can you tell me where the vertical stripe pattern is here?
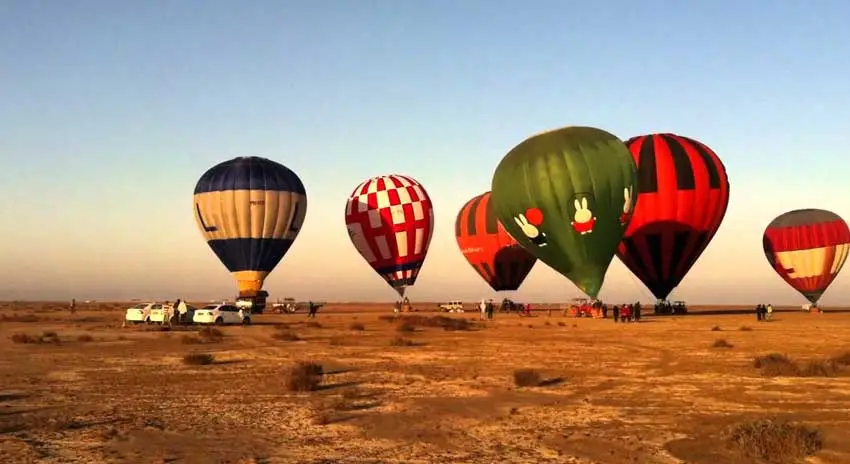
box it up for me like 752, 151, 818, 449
762, 209, 850, 304
616, 134, 729, 300
455, 192, 537, 291
193, 156, 307, 295
344, 174, 434, 295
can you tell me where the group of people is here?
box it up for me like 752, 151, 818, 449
478, 298, 532, 319
566, 300, 642, 323
610, 302, 642, 322
162, 299, 189, 324
393, 297, 412, 313
755, 303, 774, 321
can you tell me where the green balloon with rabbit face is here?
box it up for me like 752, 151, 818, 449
490, 126, 638, 298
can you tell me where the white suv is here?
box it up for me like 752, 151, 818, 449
193, 304, 251, 325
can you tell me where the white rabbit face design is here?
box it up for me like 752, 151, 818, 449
570, 197, 597, 235
619, 186, 634, 226
513, 207, 547, 247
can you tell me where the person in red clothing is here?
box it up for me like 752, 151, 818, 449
525, 303, 533, 317
620, 304, 631, 323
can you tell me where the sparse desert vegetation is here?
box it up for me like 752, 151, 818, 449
1, 301, 850, 463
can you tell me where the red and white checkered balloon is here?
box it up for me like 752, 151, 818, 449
344, 174, 434, 296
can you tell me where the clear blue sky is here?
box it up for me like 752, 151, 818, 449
1, 0, 849, 304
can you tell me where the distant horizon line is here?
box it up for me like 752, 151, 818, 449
0, 299, 830, 309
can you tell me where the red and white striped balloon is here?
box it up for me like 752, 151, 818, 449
344, 174, 434, 296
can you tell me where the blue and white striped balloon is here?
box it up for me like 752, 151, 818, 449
193, 156, 307, 296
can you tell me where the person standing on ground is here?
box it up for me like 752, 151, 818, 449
602, 304, 608, 319
634, 302, 641, 321
70, 298, 76, 315
612, 305, 620, 323
755, 304, 763, 321
766, 303, 773, 321
172, 299, 182, 325
487, 300, 495, 320
177, 299, 188, 324
307, 301, 317, 318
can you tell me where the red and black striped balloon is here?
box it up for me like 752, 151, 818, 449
616, 133, 730, 300
763, 209, 850, 304
455, 192, 537, 292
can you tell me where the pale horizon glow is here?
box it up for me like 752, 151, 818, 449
1, 1, 849, 305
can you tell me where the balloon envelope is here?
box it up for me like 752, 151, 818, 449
344, 175, 434, 296
616, 133, 730, 300
491, 126, 637, 298
193, 156, 307, 296
763, 209, 850, 304
455, 191, 537, 291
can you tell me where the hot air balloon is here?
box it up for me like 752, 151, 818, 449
193, 156, 306, 298
763, 209, 850, 305
344, 175, 434, 296
616, 133, 730, 301
455, 192, 537, 291
491, 126, 637, 298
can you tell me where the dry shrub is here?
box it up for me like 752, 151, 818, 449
42, 330, 57, 338
273, 330, 302, 341
312, 410, 332, 425
181, 335, 201, 344
182, 353, 215, 365
557, 321, 566, 327
77, 334, 94, 342
711, 325, 722, 331
513, 369, 542, 387
754, 354, 800, 376
726, 419, 822, 462
197, 326, 223, 343
389, 336, 415, 347
713, 339, 733, 348
740, 326, 753, 331
396, 322, 416, 333
10, 333, 40, 344
400, 315, 474, 331
304, 321, 322, 328
0, 314, 41, 323
349, 322, 365, 331
799, 360, 843, 377
285, 361, 323, 392
829, 352, 850, 366
755, 353, 849, 377
378, 315, 396, 323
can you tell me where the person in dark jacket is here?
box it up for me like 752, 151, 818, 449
612, 305, 620, 323
307, 301, 318, 318
634, 302, 641, 321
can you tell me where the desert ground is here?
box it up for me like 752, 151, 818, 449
1, 301, 850, 464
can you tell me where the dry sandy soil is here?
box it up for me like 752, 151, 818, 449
1, 301, 850, 464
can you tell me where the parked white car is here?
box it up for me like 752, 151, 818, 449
193, 304, 251, 325
125, 302, 159, 324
